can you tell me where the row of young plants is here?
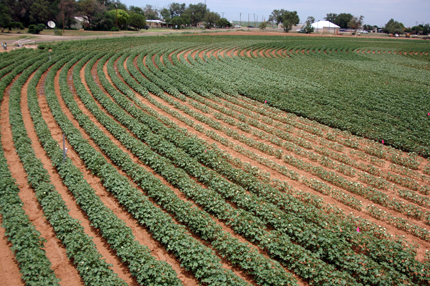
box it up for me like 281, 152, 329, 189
111, 48, 429, 285
57, 53, 250, 286
366, 205, 430, 242
95, 52, 395, 285
389, 163, 430, 185
7, 53, 128, 286
37, 53, 184, 286
0, 53, 61, 285
130, 46, 430, 284
98, 52, 358, 286
284, 154, 429, 222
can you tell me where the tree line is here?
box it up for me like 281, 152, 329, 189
0, 0, 232, 33
0, 0, 428, 34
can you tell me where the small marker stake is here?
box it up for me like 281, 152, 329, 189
205, 150, 207, 153
357, 227, 360, 232
427, 112, 430, 116
382, 140, 384, 144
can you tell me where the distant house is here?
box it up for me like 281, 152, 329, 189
311, 21, 340, 34
196, 21, 205, 28
146, 20, 166, 28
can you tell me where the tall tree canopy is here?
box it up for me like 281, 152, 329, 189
269, 9, 299, 32
324, 12, 353, 28
384, 18, 405, 34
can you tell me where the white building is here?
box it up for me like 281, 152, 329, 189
311, 21, 340, 34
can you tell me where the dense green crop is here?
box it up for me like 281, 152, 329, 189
2, 34, 430, 285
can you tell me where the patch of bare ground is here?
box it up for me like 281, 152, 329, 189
190, 50, 198, 61
1, 72, 83, 285
168, 50, 174, 65
0, 215, 24, 286
183, 49, 193, 64
151, 53, 159, 69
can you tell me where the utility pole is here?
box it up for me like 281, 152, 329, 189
62, 0, 64, 34
248, 13, 249, 27
253, 14, 255, 27
115, 2, 118, 29
222, 12, 224, 18
240, 12, 242, 26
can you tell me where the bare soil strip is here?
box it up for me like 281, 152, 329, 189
0, 215, 24, 286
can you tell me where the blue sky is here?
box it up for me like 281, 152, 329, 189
124, 0, 429, 27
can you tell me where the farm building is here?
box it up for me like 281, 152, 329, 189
146, 20, 167, 28
311, 20, 340, 34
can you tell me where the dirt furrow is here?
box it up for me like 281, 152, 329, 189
0, 215, 24, 286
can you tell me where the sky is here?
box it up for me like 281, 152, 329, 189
123, 0, 429, 28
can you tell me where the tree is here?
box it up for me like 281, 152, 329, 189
183, 3, 206, 26
160, 8, 170, 20
306, 16, 315, 24
303, 16, 315, 34
0, 2, 12, 32
30, 0, 50, 24
28, 23, 45, 34
348, 15, 364, 35
217, 18, 231, 28
203, 11, 220, 29
324, 12, 353, 28
106, 9, 129, 28
129, 6, 144, 16
269, 9, 286, 24
324, 13, 337, 23
128, 13, 145, 30
281, 11, 299, 32
77, 0, 106, 27
57, 0, 77, 29
258, 21, 267, 30
384, 18, 404, 34
143, 4, 159, 20
336, 13, 353, 28
169, 2, 186, 18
